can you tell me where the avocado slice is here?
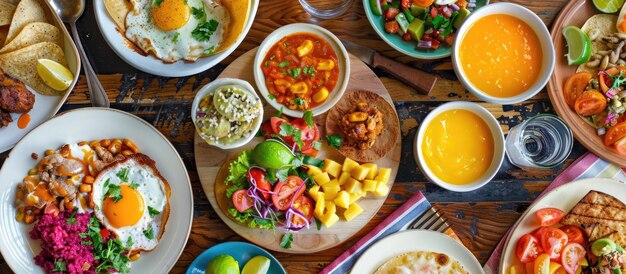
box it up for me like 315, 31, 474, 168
453, 8, 471, 29
407, 18, 425, 41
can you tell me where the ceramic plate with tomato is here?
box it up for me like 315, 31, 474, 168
500, 178, 626, 272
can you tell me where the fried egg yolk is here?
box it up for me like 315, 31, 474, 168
103, 184, 145, 228
151, 0, 190, 31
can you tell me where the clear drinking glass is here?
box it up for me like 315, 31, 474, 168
505, 114, 573, 170
298, 0, 354, 19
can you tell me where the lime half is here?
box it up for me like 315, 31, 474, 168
251, 140, 295, 169
242, 255, 271, 274
593, 0, 626, 13
562, 26, 592, 65
205, 254, 239, 274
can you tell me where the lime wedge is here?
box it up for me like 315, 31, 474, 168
562, 26, 592, 65
36, 59, 73, 91
242, 255, 271, 274
593, 0, 626, 13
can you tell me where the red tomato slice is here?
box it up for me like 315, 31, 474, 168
302, 147, 319, 157
232, 189, 254, 213
291, 119, 319, 142
574, 90, 607, 116
539, 228, 569, 261
560, 225, 585, 244
534, 253, 551, 274
100, 228, 111, 239
605, 121, 626, 146
272, 176, 305, 211
615, 136, 626, 156
291, 196, 313, 227
536, 208, 565, 227
261, 122, 273, 138
563, 72, 592, 107
270, 117, 289, 135
516, 234, 543, 263
561, 243, 586, 274
247, 168, 272, 200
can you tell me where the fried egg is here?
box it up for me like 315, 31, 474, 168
125, 0, 230, 62
91, 154, 171, 251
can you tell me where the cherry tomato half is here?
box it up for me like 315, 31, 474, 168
534, 253, 551, 274
564, 72, 592, 108
615, 136, 626, 156
605, 121, 626, 146
270, 116, 289, 135
247, 167, 272, 200
536, 208, 565, 227
561, 243, 586, 274
291, 196, 313, 227
574, 90, 607, 116
539, 227, 569, 261
600, 66, 626, 92
232, 189, 254, 213
516, 234, 543, 263
560, 225, 585, 245
272, 176, 305, 211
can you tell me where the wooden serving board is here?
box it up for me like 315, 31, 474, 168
194, 48, 402, 253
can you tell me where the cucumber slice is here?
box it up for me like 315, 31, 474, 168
395, 13, 410, 34
370, 0, 383, 16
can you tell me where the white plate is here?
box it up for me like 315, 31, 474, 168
0, 0, 81, 153
0, 108, 193, 273
93, 0, 258, 77
500, 178, 626, 270
352, 230, 485, 273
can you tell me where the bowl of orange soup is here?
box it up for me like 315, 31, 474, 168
451, 3, 555, 105
415, 102, 505, 192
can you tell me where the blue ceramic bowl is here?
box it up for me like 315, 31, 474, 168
362, 0, 489, 59
186, 242, 286, 274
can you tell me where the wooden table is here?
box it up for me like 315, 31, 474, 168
0, 0, 578, 273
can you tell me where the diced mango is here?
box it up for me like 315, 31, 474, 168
308, 185, 320, 198
323, 159, 342, 178
306, 165, 323, 177
334, 191, 351, 209
372, 181, 390, 196
342, 158, 359, 172
322, 180, 340, 197
313, 172, 331, 186
349, 193, 363, 204
338, 172, 352, 186
324, 190, 338, 201
314, 198, 325, 218
320, 211, 339, 228
351, 165, 371, 181
313, 192, 324, 202
325, 201, 336, 215
344, 203, 364, 221
375, 168, 392, 183
344, 179, 363, 196
361, 163, 378, 180
297, 40, 314, 57
363, 180, 377, 192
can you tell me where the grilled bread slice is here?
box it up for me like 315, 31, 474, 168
560, 191, 626, 247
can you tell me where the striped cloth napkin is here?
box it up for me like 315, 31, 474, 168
483, 152, 626, 274
321, 191, 461, 274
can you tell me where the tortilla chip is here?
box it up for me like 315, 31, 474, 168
213, 0, 251, 55
104, 0, 131, 31
5, 0, 47, 45
0, 1, 16, 27
0, 22, 61, 54
326, 90, 400, 162
0, 42, 67, 96
578, 14, 618, 73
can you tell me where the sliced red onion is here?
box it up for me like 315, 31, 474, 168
450, 3, 460, 11
196, 111, 207, 118
607, 88, 618, 99
418, 40, 432, 48
607, 113, 617, 125
598, 127, 607, 136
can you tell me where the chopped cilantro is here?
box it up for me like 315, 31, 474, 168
191, 7, 206, 20
53, 260, 67, 272
79, 232, 88, 239
105, 184, 123, 203
66, 209, 77, 225
153, 0, 164, 6
316, 219, 322, 231
172, 32, 180, 43
326, 135, 343, 149
205, 46, 215, 55
144, 228, 154, 240
278, 61, 290, 68
192, 19, 219, 42
129, 181, 139, 189
148, 206, 160, 217
275, 107, 284, 117
268, 94, 276, 100
280, 233, 293, 249
288, 68, 301, 78
116, 168, 129, 182
88, 216, 130, 273
275, 168, 290, 182
303, 110, 314, 126
279, 123, 304, 149
126, 236, 133, 249
294, 97, 304, 106
312, 141, 322, 150
264, 61, 269, 67
249, 218, 275, 229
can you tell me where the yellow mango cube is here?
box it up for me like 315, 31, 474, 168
373, 181, 390, 196
342, 158, 359, 172
322, 180, 340, 198
351, 165, 371, 181
305, 165, 323, 177
361, 163, 378, 180
320, 211, 339, 228
323, 159, 343, 178
349, 193, 363, 204
313, 172, 331, 186
334, 191, 351, 209
325, 201, 337, 215
344, 203, 364, 221
308, 185, 320, 198
313, 192, 324, 202
324, 190, 338, 201
338, 172, 352, 186
363, 180, 377, 192
375, 168, 392, 183
344, 179, 363, 195
314, 198, 325, 218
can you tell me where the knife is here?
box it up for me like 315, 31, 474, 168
341, 40, 437, 95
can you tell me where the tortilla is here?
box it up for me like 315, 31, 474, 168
326, 90, 400, 163
0, 22, 61, 54
578, 14, 618, 73
0, 42, 67, 96
375, 251, 469, 274
5, 0, 47, 45
213, 0, 252, 55
104, 0, 131, 31
0, 1, 16, 26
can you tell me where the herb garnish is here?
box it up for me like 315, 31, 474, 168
192, 19, 219, 42
303, 110, 314, 126
129, 181, 139, 189
154, 0, 164, 6
326, 135, 343, 149
280, 233, 293, 249
278, 61, 290, 68
66, 209, 77, 225
191, 7, 206, 20
106, 183, 123, 203
172, 32, 180, 43
116, 168, 129, 182
144, 228, 154, 240
53, 260, 67, 272
148, 206, 160, 217
88, 216, 130, 273
294, 97, 304, 106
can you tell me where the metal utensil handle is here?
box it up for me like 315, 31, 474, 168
70, 23, 110, 108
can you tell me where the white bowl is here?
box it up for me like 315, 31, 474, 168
93, 0, 259, 77
414, 102, 505, 192
451, 2, 555, 105
191, 78, 263, 149
253, 23, 350, 118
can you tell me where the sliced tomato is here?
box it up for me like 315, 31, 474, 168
261, 122, 273, 138
100, 228, 111, 239
291, 119, 319, 142
272, 176, 305, 211
232, 189, 254, 213
525, 262, 534, 274
536, 208, 565, 227
539, 228, 569, 261
516, 234, 543, 263
291, 196, 313, 227
413, 0, 434, 7
605, 121, 626, 146
44, 203, 60, 217
247, 167, 272, 200
560, 225, 584, 244
534, 254, 551, 274
573, 90, 607, 116
384, 7, 400, 20
615, 136, 626, 156
270, 116, 289, 135
563, 72, 592, 108
601, 66, 626, 92
561, 243, 586, 274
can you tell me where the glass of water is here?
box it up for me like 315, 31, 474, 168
298, 0, 354, 19
505, 114, 573, 170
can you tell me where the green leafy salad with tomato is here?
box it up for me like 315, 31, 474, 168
224, 111, 324, 248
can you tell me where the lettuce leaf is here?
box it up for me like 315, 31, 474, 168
228, 207, 251, 223
225, 150, 252, 198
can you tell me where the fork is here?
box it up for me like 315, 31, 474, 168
408, 207, 450, 233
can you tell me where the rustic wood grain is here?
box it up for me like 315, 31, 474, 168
0, 0, 582, 273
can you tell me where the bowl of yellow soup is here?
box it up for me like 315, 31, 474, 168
451, 3, 555, 105
414, 102, 505, 192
